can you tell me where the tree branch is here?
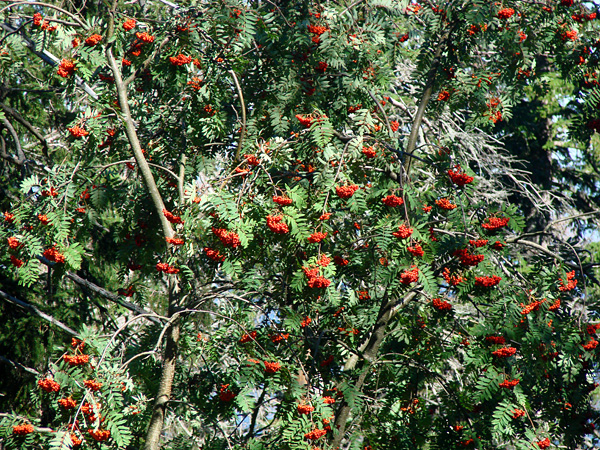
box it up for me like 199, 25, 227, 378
1, 103, 48, 157
0, 289, 78, 336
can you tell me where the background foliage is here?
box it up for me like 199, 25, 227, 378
1, 0, 600, 449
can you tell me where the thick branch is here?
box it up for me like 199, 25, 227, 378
1, 116, 25, 161
1, 103, 48, 157
65, 270, 162, 324
105, 47, 174, 239
0, 354, 40, 376
0, 289, 78, 336
332, 291, 416, 447
144, 312, 180, 450
403, 35, 447, 177
230, 69, 247, 162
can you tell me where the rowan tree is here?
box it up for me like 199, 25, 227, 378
1, 1, 600, 450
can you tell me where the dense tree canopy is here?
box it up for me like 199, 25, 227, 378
1, 1, 600, 449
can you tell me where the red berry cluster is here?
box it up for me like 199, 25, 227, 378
212, 227, 241, 248
537, 438, 551, 449
41, 187, 59, 197
166, 236, 184, 245
442, 267, 464, 286
558, 270, 577, 292
43, 246, 65, 263
239, 331, 257, 343
7, 237, 21, 249
135, 31, 155, 43
499, 378, 519, 389
244, 154, 260, 166
169, 54, 192, 65
469, 239, 488, 248
68, 125, 88, 138
432, 298, 452, 311
492, 346, 517, 358
362, 146, 376, 158
400, 265, 419, 285
304, 428, 327, 440
333, 255, 349, 266
38, 214, 50, 225
453, 248, 484, 267
270, 332, 289, 343
84, 379, 102, 391
512, 409, 525, 419
38, 378, 61, 393
475, 275, 501, 287
266, 215, 289, 234
485, 335, 506, 345
204, 247, 225, 261
491, 240, 504, 250
308, 231, 327, 243
85, 34, 102, 46
163, 209, 184, 224
382, 195, 404, 207
407, 244, 424, 257
10, 255, 24, 267
336, 185, 359, 199
58, 397, 77, 409
435, 198, 457, 210
393, 224, 413, 239
315, 61, 328, 72
297, 404, 315, 414
520, 298, 545, 314
308, 276, 331, 288
12, 424, 34, 435
273, 195, 293, 206
264, 361, 281, 374
63, 354, 89, 366
88, 429, 110, 442
123, 18, 136, 30
57, 59, 76, 78
219, 384, 236, 402
307, 24, 329, 43
295, 114, 314, 127
498, 7, 515, 19
156, 262, 179, 274
481, 216, 509, 231
583, 339, 598, 350
438, 90, 450, 101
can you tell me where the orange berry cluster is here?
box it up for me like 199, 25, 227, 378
558, 270, 577, 292
481, 216, 509, 231
264, 361, 281, 374
169, 54, 192, 65
266, 215, 289, 234
475, 275, 501, 287
335, 185, 359, 199
307, 232, 327, 243
400, 265, 419, 285
38, 378, 60, 393
163, 209, 184, 224
499, 378, 519, 389
156, 262, 179, 274
432, 298, 452, 311
212, 227, 241, 248
273, 195, 293, 206
204, 247, 225, 261
68, 125, 88, 138
393, 224, 413, 239
453, 248, 484, 267
85, 34, 102, 46
382, 195, 404, 207
491, 346, 517, 358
